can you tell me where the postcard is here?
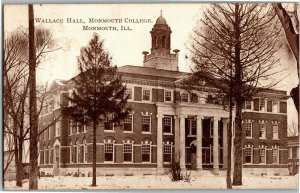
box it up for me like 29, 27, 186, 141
3, 3, 299, 190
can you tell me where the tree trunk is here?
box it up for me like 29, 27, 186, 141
92, 121, 97, 186
226, 96, 233, 189
232, 3, 243, 186
16, 138, 24, 187
28, 4, 38, 190
14, 137, 22, 187
232, 99, 243, 186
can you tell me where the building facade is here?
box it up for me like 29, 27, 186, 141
38, 14, 289, 176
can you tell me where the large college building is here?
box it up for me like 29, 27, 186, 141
39, 14, 289, 176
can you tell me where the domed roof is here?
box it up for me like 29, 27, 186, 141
156, 15, 167, 25
155, 11, 167, 25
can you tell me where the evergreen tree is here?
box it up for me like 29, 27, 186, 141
68, 33, 130, 186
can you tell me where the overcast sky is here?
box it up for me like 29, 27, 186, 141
4, 4, 298, 130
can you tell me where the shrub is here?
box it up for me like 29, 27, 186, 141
168, 160, 183, 181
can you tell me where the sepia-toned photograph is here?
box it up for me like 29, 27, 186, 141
3, 3, 299, 190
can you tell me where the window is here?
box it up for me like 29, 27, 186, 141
71, 141, 77, 163
259, 98, 266, 111
77, 121, 83, 133
55, 120, 60, 137
272, 124, 279, 139
206, 94, 214, 104
45, 146, 49, 164
181, 92, 189, 102
79, 144, 84, 163
104, 116, 114, 131
104, 143, 114, 162
124, 114, 133, 132
163, 144, 172, 163
245, 101, 252, 110
142, 115, 151, 133
245, 147, 252, 164
123, 143, 133, 162
70, 119, 76, 135
125, 88, 132, 100
164, 90, 172, 102
272, 149, 279, 164
259, 148, 266, 164
259, 123, 266, 139
69, 141, 72, 163
296, 147, 299, 158
163, 116, 172, 134
50, 147, 53, 164
40, 147, 44, 165
142, 89, 150, 101
187, 118, 197, 136
288, 147, 292, 159
245, 121, 252, 138
84, 140, 88, 163
142, 144, 151, 163
272, 101, 279, 113
190, 93, 198, 103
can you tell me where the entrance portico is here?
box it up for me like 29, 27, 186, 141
156, 102, 230, 172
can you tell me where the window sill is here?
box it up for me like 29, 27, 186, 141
163, 133, 173, 136
187, 135, 196, 137
272, 138, 280, 140
246, 137, 253, 139
104, 161, 114, 163
123, 161, 133, 163
142, 132, 152, 134
104, 130, 115, 133
259, 138, 267, 140
142, 161, 151, 164
123, 131, 134, 133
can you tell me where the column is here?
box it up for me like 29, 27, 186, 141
174, 116, 180, 163
156, 114, 163, 169
179, 115, 186, 170
213, 117, 220, 171
196, 116, 203, 170
222, 119, 228, 169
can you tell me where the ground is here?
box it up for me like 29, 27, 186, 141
4, 172, 299, 190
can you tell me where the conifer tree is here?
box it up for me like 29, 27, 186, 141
68, 33, 130, 186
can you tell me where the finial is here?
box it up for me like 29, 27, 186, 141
160, 10, 162, 16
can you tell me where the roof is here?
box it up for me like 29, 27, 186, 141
118, 65, 188, 80
156, 15, 167, 25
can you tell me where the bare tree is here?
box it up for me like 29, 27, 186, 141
272, 3, 299, 117
190, 3, 282, 186
3, 17, 58, 189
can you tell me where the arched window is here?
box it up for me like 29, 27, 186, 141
154, 36, 158, 48
141, 139, 152, 163
83, 138, 88, 163
104, 138, 115, 163
162, 35, 166, 48
75, 139, 79, 164
272, 144, 280, 164
244, 143, 253, 164
40, 145, 45, 165
259, 144, 266, 164
123, 138, 134, 163
78, 138, 85, 163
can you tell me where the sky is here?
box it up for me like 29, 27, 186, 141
4, 3, 298, 132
